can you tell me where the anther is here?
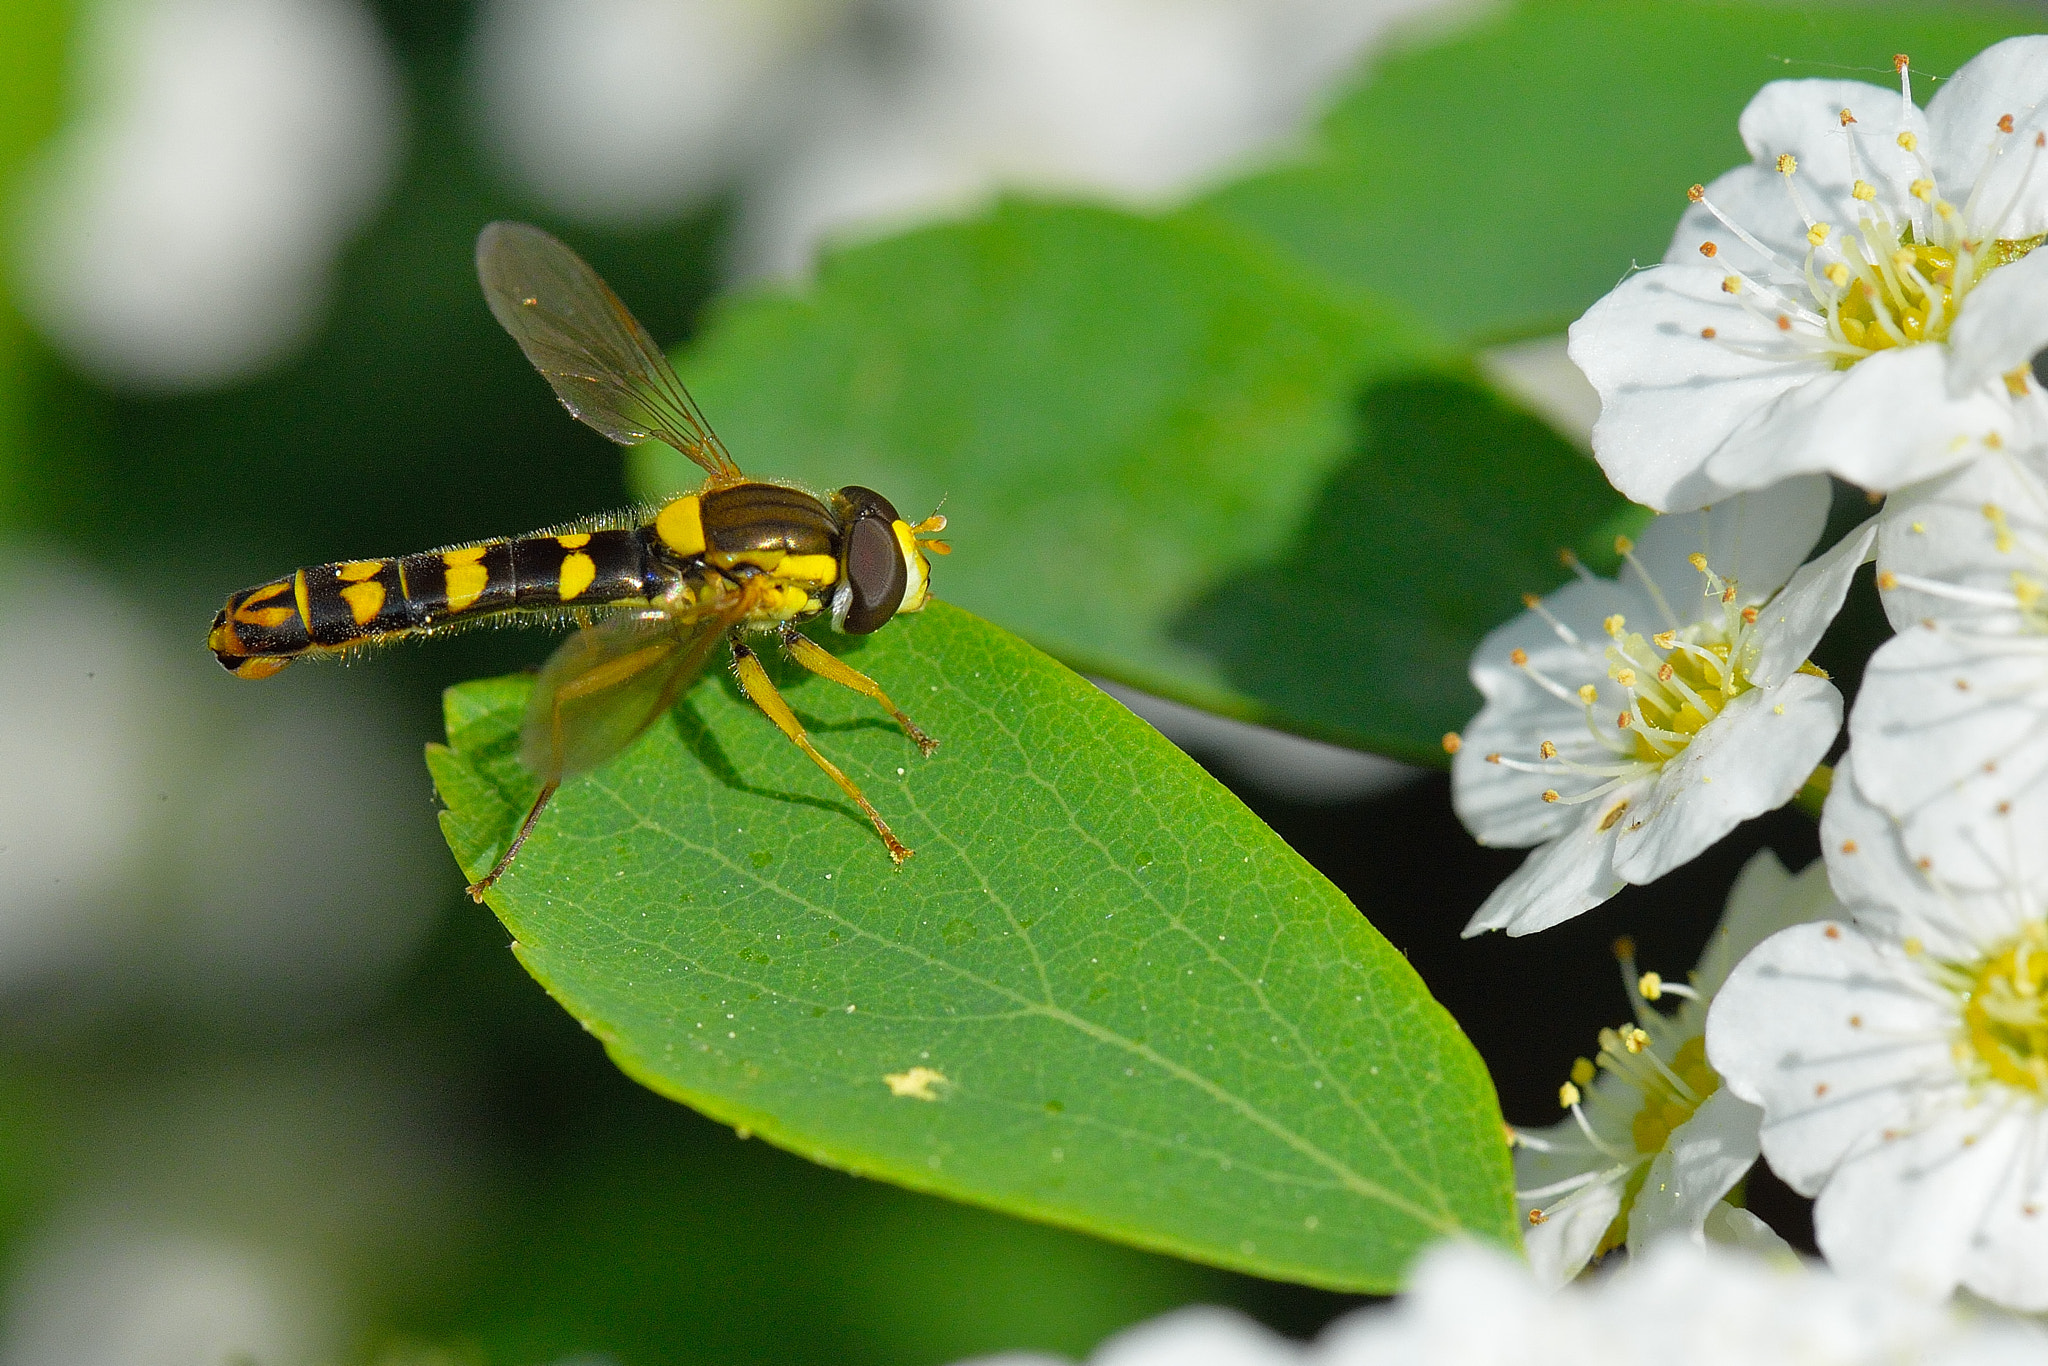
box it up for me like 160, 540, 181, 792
1876, 571, 1897, 590
1615, 669, 1637, 688
1486, 752, 1502, 764
1639, 971, 1664, 1000
1909, 179, 1933, 202
1699, 241, 1718, 257
1807, 222, 1830, 246
1853, 180, 1877, 202
1840, 108, 1856, 127
1776, 153, 1797, 176
1700, 326, 1717, 339
1578, 684, 1598, 705
1510, 648, 1529, 666
1687, 183, 1705, 203
1687, 553, 1708, 572
1603, 614, 1626, 636
1657, 663, 1674, 683
1571, 1057, 1596, 1087
1825, 262, 1850, 287
1741, 606, 1759, 624
1722, 275, 1743, 294
1521, 592, 1540, 608
1539, 740, 1558, 760
2000, 114, 2016, 134
1777, 314, 1791, 330
1653, 631, 1677, 649
1616, 711, 1634, 729
1614, 534, 1633, 555
1558, 1081, 1581, 1108
1441, 732, 1462, 755
1899, 133, 1920, 153
1542, 789, 1562, 803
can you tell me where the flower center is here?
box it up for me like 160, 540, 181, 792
1961, 929, 2048, 1091
1687, 67, 2048, 378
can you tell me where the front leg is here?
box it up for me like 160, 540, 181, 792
777, 627, 937, 756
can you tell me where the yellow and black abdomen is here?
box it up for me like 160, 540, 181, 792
210, 528, 660, 677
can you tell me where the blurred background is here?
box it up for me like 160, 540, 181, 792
0, 0, 1840, 1361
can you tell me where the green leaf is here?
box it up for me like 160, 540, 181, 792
429, 602, 1515, 1291
1202, 0, 2048, 345
632, 198, 1451, 725
1175, 374, 1646, 763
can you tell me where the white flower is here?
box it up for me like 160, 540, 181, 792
1569, 39, 2048, 513
980, 1239, 2048, 1366
1511, 849, 1830, 1289
1849, 451, 2048, 893
1708, 761, 2048, 1309
1453, 478, 1862, 936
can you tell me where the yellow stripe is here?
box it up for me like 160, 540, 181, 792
557, 551, 597, 601
337, 559, 384, 582
293, 569, 313, 628
776, 553, 839, 585
443, 546, 490, 613
340, 580, 386, 625
557, 532, 591, 549
655, 495, 705, 557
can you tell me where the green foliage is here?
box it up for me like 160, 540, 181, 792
430, 603, 1515, 1292
635, 200, 1447, 722
0, 0, 73, 524
1176, 374, 1646, 763
1203, 0, 2048, 344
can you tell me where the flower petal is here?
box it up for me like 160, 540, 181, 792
1823, 753, 2018, 959
1626, 1088, 1764, 1256
1947, 247, 2048, 396
1743, 514, 1878, 689
1090, 1307, 1300, 1366
1811, 1105, 2036, 1304
1525, 1167, 1624, 1293
1692, 848, 1839, 998
1626, 477, 1832, 622
1461, 785, 1644, 937
1704, 343, 2014, 495
1955, 1114, 2048, 1312
1700, 1201, 1795, 1260
1665, 78, 1918, 268
1875, 454, 2048, 634
1926, 35, 2048, 240
1610, 673, 1840, 886
1569, 263, 1820, 512
1847, 623, 2048, 893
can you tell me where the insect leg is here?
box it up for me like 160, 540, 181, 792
466, 780, 560, 902
777, 628, 938, 755
731, 637, 912, 864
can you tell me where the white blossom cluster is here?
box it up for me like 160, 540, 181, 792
1447, 36, 2048, 1313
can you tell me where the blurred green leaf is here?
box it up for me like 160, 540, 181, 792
633, 198, 1450, 723
1177, 374, 1646, 764
1201, 0, 2046, 345
429, 603, 1514, 1292
0, 0, 73, 523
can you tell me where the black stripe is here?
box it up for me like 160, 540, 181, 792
220, 577, 310, 656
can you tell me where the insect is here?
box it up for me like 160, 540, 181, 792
208, 221, 948, 899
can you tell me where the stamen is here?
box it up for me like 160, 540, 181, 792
1688, 184, 1809, 278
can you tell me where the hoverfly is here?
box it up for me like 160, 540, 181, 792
208, 222, 948, 898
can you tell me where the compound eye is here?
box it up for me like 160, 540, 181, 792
840, 514, 907, 634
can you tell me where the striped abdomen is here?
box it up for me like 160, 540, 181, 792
210, 528, 661, 677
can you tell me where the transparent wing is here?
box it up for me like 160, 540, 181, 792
519, 604, 741, 782
477, 220, 742, 481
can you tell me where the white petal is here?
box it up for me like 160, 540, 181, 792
1692, 848, 1839, 998
1810, 1105, 2036, 1304
1700, 1201, 1795, 1260
1456, 578, 1644, 848
1664, 78, 1918, 268
1876, 451, 2048, 634
1626, 477, 1832, 623
1461, 786, 1644, 937
1569, 263, 1819, 512
1926, 36, 2048, 241
1705, 343, 2015, 494
1744, 515, 1879, 688
1847, 624, 2048, 892
1523, 1167, 1624, 1292
1610, 674, 1840, 886
1947, 248, 2048, 396
1955, 1113, 2048, 1311
1091, 1307, 1301, 1366
1821, 753, 2003, 960
1706, 921, 1956, 1196
1626, 1088, 1764, 1255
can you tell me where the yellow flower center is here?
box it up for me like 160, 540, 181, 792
1630, 1035, 1720, 1152
1961, 928, 2048, 1090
